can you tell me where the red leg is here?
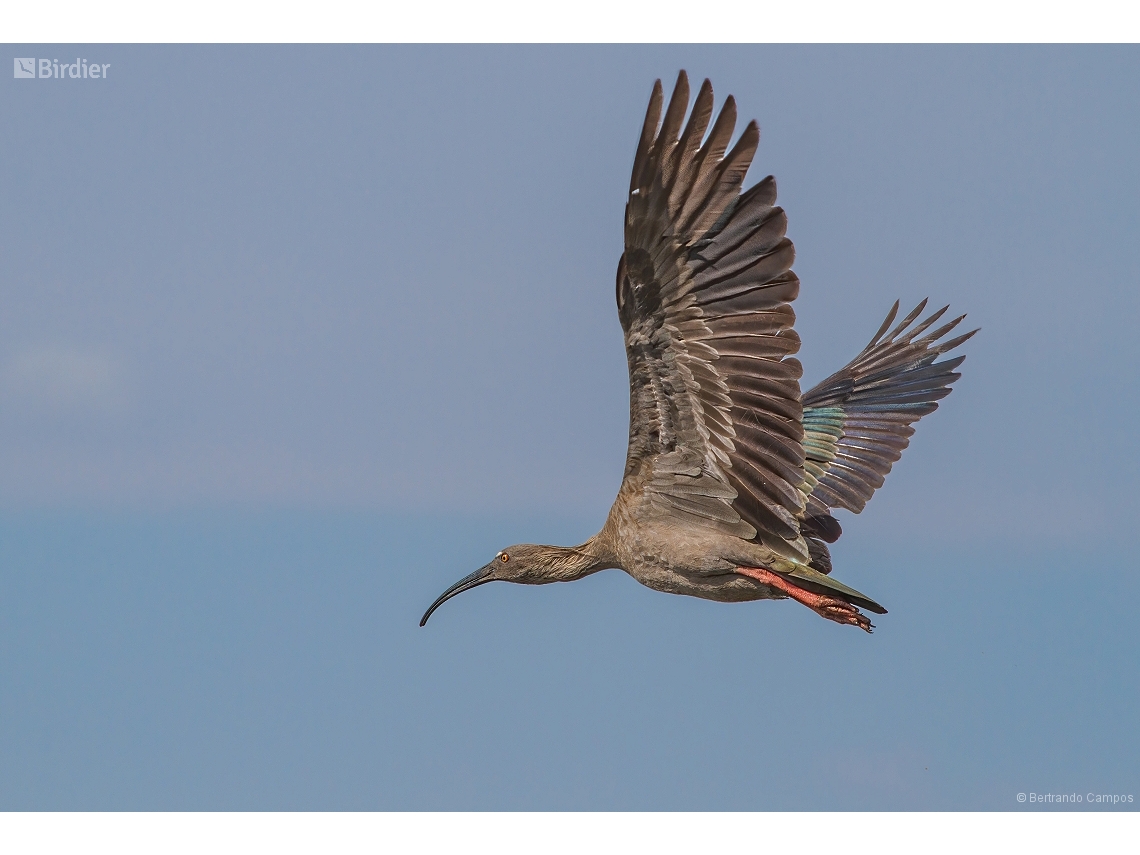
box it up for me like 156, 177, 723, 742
737, 566, 874, 633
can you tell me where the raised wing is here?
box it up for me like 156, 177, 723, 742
800, 300, 977, 543
618, 71, 807, 561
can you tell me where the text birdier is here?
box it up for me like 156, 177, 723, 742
14, 58, 111, 79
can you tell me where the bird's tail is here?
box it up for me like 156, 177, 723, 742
779, 563, 887, 615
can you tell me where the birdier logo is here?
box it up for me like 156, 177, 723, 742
13, 58, 111, 79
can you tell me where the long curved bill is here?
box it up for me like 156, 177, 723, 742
419, 563, 495, 626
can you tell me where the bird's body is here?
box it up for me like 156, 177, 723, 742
595, 482, 795, 599
421, 71, 976, 632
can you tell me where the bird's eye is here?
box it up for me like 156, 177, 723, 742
500, 553, 509, 563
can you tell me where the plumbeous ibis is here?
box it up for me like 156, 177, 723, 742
421, 71, 976, 632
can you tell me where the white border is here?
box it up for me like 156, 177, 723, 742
3, 0, 1139, 43
3, 8, 1136, 854
0, 812, 1136, 855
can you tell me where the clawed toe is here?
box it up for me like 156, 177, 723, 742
815, 598, 874, 633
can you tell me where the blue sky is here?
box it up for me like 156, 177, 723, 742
1, 45, 1137, 809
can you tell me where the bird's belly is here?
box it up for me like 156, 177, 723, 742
605, 499, 791, 603
623, 562, 782, 603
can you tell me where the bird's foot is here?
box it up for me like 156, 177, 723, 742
736, 566, 874, 633
811, 598, 873, 632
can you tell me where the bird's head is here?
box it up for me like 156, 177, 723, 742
419, 543, 596, 626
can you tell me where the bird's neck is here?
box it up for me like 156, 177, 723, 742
539, 536, 614, 582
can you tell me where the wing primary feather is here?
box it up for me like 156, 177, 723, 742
915, 314, 967, 348
654, 71, 690, 187
683, 120, 760, 237
666, 78, 714, 209
900, 304, 949, 342
933, 328, 979, 353
631, 79, 664, 193
864, 300, 900, 350
885, 299, 929, 342
680, 96, 739, 229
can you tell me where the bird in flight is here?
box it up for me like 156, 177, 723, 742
422, 71, 975, 632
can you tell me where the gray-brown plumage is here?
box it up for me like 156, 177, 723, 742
421, 71, 976, 632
